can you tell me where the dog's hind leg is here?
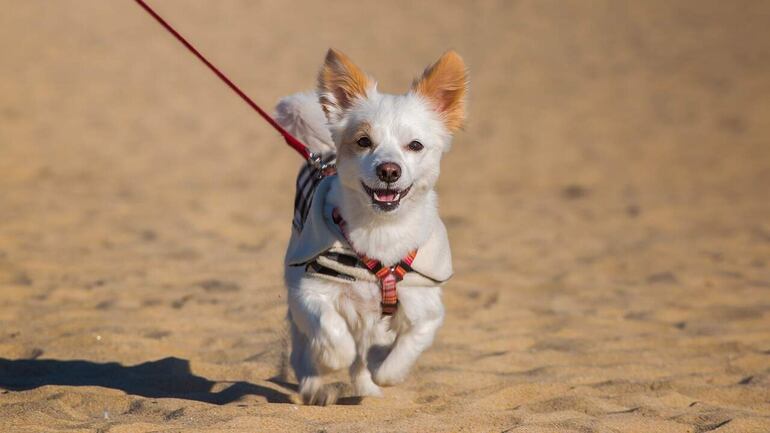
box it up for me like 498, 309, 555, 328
348, 316, 387, 397
350, 355, 382, 397
288, 317, 314, 383
372, 286, 445, 386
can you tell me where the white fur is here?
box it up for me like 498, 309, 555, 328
278, 73, 456, 404
275, 91, 335, 154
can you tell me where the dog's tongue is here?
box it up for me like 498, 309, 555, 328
374, 190, 398, 202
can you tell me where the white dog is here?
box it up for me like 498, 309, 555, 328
276, 49, 468, 405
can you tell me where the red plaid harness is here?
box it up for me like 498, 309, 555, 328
332, 208, 417, 315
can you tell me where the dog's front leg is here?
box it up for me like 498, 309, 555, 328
372, 286, 444, 386
349, 312, 393, 397
288, 278, 356, 405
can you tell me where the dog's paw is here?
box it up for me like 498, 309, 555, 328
372, 361, 409, 387
353, 377, 383, 397
299, 377, 340, 406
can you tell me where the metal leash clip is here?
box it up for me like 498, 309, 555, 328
308, 152, 337, 178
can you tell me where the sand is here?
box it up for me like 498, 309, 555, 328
1, 1, 769, 432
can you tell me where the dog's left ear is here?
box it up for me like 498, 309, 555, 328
412, 51, 468, 133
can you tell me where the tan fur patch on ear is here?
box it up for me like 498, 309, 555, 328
412, 50, 468, 132
318, 49, 371, 117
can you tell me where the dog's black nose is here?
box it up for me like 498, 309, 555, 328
376, 162, 401, 183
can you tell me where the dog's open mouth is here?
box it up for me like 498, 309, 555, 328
361, 182, 412, 212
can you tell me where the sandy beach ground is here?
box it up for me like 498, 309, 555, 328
1, 1, 769, 432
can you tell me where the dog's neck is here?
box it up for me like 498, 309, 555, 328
327, 179, 438, 266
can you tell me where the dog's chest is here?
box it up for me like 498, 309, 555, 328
340, 280, 382, 313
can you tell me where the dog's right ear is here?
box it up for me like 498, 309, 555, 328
318, 49, 373, 122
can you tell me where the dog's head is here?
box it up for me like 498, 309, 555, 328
318, 49, 468, 215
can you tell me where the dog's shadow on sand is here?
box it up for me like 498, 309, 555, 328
0, 357, 296, 405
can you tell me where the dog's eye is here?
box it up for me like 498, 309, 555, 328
407, 140, 424, 152
357, 136, 372, 148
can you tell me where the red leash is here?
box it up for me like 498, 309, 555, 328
134, 0, 324, 166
